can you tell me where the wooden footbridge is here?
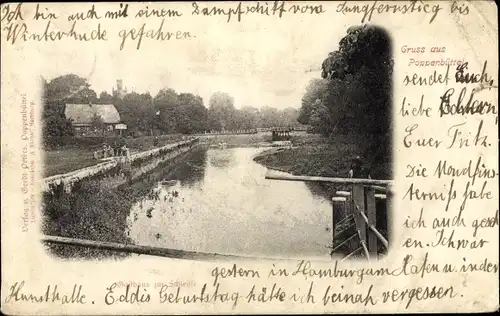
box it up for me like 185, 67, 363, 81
265, 172, 393, 260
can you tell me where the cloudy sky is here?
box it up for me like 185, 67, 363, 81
37, 2, 346, 110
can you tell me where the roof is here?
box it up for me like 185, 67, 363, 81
65, 104, 121, 124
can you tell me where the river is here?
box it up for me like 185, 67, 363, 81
126, 147, 333, 260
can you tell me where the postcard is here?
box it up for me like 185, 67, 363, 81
1, 1, 498, 314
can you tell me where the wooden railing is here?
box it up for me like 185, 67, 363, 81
41, 235, 274, 261
332, 186, 391, 260
265, 171, 393, 260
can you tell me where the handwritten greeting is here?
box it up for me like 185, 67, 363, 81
1, 1, 471, 50
400, 40, 498, 276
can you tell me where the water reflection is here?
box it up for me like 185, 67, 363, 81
168, 148, 207, 188
126, 147, 334, 260
208, 148, 236, 169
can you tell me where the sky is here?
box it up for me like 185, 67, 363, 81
19, 1, 498, 111
37, 2, 345, 110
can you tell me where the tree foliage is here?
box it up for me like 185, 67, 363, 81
115, 92, 156, 134
90, 113, 106, 136
300, 25, 393, 172
297, 78, 328, 125
42, 77, 75, 145
208, 92, 237, 131
43, 74, 302, 143
99, 91, 113, 103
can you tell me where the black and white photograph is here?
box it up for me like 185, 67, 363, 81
40, 23, 393, 262
2, 1, 499, 314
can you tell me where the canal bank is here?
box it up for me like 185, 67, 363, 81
42, 138, 202, 259
42, 138, 200, 194
43, 146, 338, 260
252, 133, 392, 181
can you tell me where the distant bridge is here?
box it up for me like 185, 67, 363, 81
192, 126, 309, 136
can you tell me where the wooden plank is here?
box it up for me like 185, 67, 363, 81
355, 205, 388, 249
333, 197, 347, 218
332, 197, 347, 202
352, 184, 367, 243
384, 184, 393, 253
336, 214, 354, 227
336, 191, 351, 197
332, 201, 336, 252
41, 235, 272, 261
366, 185, 388, 192
365, 187, 378, 256
331, 233, 358, 253
265, 172, 393, 185
360, 240, 370, 260
340, 246, 362, 262
333, 221, 356, 238
331, 198, 347, 250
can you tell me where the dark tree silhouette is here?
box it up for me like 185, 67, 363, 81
300, 25, 393, 178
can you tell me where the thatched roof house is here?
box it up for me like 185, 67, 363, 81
65, 103, 126, 136
65, 103, 121, 126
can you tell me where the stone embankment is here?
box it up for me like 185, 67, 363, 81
41, 138, 200, 193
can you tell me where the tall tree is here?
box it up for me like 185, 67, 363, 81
42, 74, 100, 146
99, 91, 113, 103
280, 107, 300, 127
45, 74, 89, 101
153, 88, 180, 133
259, 106, 280, 128
177, 93, 209, 134
208, 92, 236, 131
118, 92, 156, 135
238, 106, 261, 130
297, 79, 328, 125
297, 25, 393, 176
301, 25, 392, 154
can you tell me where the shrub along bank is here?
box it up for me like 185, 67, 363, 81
42, 147, 204, 260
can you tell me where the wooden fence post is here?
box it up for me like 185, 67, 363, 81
386, 184, 393, 249
332, 196, 347, 252
351, 184, 366, 243
365, 187, 378, 257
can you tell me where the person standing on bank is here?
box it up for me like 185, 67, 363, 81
348, 156, 371, 179
348, 156, 362, 178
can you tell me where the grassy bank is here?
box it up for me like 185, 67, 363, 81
42, 179, 135, 260
42, 147, 204, 260
254, 133, 391, 180
43, 135, 186, 177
